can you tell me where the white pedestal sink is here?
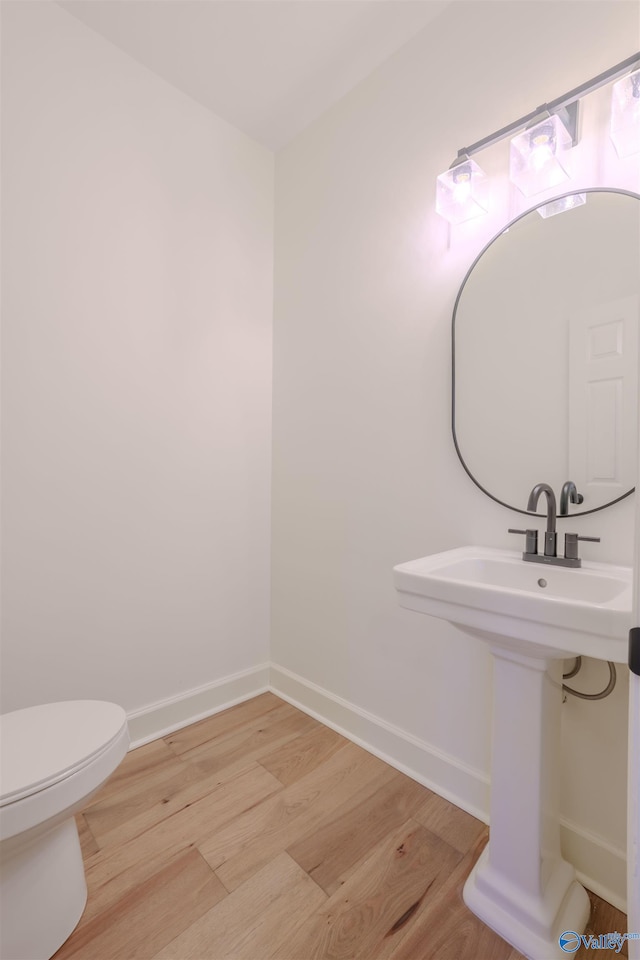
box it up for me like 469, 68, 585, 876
393, 546, 633, 960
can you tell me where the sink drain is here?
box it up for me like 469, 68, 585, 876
537, 578, 548, 588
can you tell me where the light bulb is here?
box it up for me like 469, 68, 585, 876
435, 157, 489, 224
452, 168, 472, 204
509, 114, 573, 197
529, 124, 556, 171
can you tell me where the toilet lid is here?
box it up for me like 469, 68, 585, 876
0, 700, 127, 805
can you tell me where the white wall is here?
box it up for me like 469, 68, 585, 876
272, 0, 639, 908
1, 1, 273, 717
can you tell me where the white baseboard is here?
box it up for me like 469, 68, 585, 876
269, 662, 627, 913
126, 663, 270, 748
561, 819, 627, 913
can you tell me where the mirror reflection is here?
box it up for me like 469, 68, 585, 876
453, 189, 639, 516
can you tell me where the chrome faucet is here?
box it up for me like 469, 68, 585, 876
527, 483, 557, 557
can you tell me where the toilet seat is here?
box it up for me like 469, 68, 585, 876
0, 700, 129, 842
0, 700, 128, 806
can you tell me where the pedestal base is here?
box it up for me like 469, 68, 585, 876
461, 650, 592, 960
464, 846, 591, 960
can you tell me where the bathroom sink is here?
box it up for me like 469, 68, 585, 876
393, 545, 632, 661
393, 544, 634, 958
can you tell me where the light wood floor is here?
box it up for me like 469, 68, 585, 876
54, 692, 628, 960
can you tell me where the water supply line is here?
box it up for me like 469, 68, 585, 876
562, 657, 617, 700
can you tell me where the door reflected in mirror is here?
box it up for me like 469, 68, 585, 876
452, 188, 639, 516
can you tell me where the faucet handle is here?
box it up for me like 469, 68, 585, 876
508, 528, 538, 555
564, 533, 600, 561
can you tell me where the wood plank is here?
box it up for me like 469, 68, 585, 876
75, 813, 99, 859
83, 739, 198, 844
414, 791, 487, 855
279, 817, 462, 960
201, 741, 391, 892
53, 848, 227, 960
81, 762, 282, 920
259, 722, 347, 786
154, 853, 326, 960
174, 702, 318, 776
287, 769, 431, 895
87, 738, 186, 802
90, 748, 275, 853
164, 692, 284, 757
415, 898, 518, 960
386, 830, 512, 960
575, 891, 631, 959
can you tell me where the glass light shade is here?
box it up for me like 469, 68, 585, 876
435, 157, 489, 224
537, 192, 586, 219
509, 114, 573, 197
610, 67, 640, 158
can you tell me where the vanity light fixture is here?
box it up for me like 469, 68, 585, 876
435, 154, 489, 224
509, 109, 575, 197
610, 65, 640, 158
435, 52, 640, 223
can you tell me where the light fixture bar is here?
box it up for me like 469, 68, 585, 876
456, 51, 640, 161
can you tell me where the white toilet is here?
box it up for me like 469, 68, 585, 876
0, 700, 129, 960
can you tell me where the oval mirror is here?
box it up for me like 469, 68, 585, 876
452, 188, 639, 517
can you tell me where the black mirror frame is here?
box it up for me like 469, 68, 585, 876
451, 186, 639, 519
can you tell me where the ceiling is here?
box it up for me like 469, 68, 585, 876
57, 0, 450, 150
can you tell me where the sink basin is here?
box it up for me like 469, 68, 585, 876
394, 545, 632, 661
393, 544, 633, 959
